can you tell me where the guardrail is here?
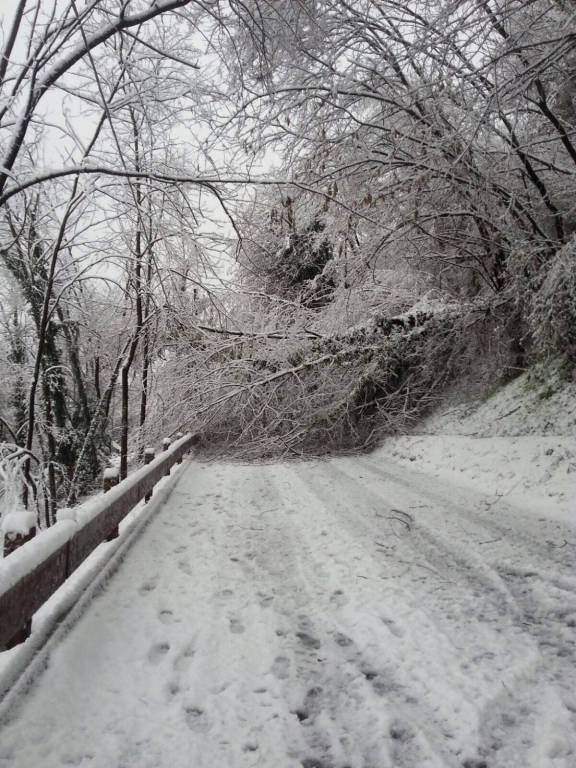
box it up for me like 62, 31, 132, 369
0, 433, 199, 651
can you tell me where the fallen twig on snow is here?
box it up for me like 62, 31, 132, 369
546, 539, 568, 548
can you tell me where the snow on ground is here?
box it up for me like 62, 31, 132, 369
378, 365, 576, 527
0, 370, 574, 768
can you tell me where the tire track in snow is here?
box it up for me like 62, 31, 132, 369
0, 459, 573, 768
216, 464, 402, 768
271, 464, 473, 768
323, 456, 576, 767
357, 458, 576, 719
362, 456, 575, 573
284, 462, 474, 768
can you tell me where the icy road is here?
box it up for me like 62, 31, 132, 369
0, 456, 575, 768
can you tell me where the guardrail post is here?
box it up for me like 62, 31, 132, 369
1, 517, 36, 647
144, 448, 155, 502
103, 468, 120, 540
3, 526, 36, 559
175, 432, 183, 463
2, 618, 32, 651
162, 438, 172, 475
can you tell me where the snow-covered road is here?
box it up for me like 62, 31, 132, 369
0, 456, 575, 768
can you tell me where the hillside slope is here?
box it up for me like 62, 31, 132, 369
377, 364, 576, 526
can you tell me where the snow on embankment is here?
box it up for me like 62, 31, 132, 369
377, 365, 576, 525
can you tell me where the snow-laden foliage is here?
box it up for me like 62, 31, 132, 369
528, 237, 576, 363
154, 0, 575, 457
146, 296, 517, 458
0, 445, 37, 552
222, 0, 576, 298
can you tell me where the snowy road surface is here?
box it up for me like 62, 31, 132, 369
0, 456, 575, 768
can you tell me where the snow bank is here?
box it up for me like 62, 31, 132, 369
422, 363, 576, 437
377, 434, 575, 525
377, 364, 576, 525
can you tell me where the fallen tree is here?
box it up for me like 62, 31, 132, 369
147, 294, 529, 459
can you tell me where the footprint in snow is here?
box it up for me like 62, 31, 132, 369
380, 616, 404, 638
300, 758, 332, 768
258, 592, 274, 608
229, 617, 245, 634
147, 642, 170, 664
373, 675, 396, 697
271, 656, 290, 680
178, 559, 192, 576
362, 667, 397, 696
296, 632, 321, 650
158, 609, 174, 625
389, 720, 415, 742
329, 589, 347, 607
173, 643, 195, 672
297, 615, 314, 631
333, 632, 353, 648
138, 578, 158, 595
167, 680, 181, 698
298, 686, 323, 719
60, 753, 94, 766
389, 719, 423, 766
183, 706, 210, 733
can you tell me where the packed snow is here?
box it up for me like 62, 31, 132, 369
0, 376, 574, 768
